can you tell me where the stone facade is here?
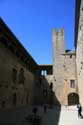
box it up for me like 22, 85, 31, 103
0, 31, 35, 109
75, 0, 83, 106
38, 28, 78, 106
46, 28, 77, 105
0, 18, 54, 110
0, 0, 82, 109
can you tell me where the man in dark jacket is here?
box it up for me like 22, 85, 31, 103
77, 103, 83, 118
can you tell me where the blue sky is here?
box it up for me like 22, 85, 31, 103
0, 0, 75, 64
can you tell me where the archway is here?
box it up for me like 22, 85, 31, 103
68, 93, 79, 105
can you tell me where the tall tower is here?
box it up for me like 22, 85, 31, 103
52, 28, 65, 103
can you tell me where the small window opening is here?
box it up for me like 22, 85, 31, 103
70, 55, 72, 58
12, 68, 17, 83
1, 101, 5, 108
8, 45, 15, 53
13, 93, 16, 105
16, 51, 20, 58
41, 70, 47, 76
18, 68, 25, 84
70, 80, 75, 88
43, 89, 48, 97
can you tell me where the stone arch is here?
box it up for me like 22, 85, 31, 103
68, 93, 79, 106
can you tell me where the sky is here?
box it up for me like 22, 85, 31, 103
0, 0, 75, 64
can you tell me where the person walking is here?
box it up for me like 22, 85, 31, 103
77, 103, 83, 118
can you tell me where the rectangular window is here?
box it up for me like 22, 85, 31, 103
18, 68, 25, 84
70, 80, 75, 88
70, 55, 72, 58
41, 70, 47, 76
12, 68, 17, 83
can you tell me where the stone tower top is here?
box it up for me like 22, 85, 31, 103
52, 28, 65, 54
52, 28, 65, 75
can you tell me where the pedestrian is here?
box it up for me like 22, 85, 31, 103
77, 103, 83, 118
44, 104, 47, 113
32, 107, 38, 115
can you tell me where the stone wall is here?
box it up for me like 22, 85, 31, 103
52, 28, 77, 105
62, 53, 77, 105
75, 0, 83, 106
45, 54, 77, 105
52, 28, 66, 104
33, 74, 54, 105
0, 41, 35, 109
0, 16, 79, 108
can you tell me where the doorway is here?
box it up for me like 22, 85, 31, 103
68, 93, 79, 105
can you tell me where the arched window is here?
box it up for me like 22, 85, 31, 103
18, 68, 25, 84
12, 68, 17, 83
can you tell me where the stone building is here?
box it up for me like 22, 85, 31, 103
0, 0, 83, 110
0, 18, 54, 110
74, 0, 83, 106
0, 18, 38, 109
52, 28, 77, 105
